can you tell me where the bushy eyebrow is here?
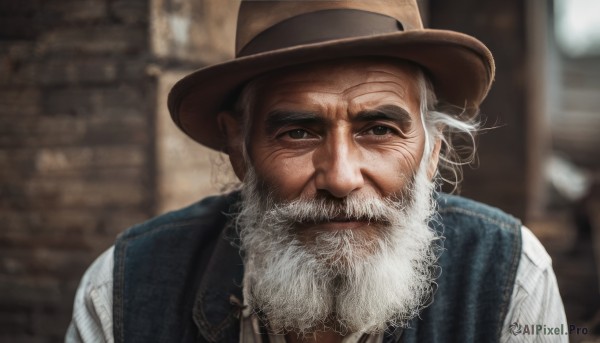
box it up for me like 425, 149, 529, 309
265, 110, 325, 135
264, 105, 413, 135
353, 105, 413, 124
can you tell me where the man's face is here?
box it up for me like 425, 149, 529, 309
246, 59, 429, 202
222, 59, 441, 335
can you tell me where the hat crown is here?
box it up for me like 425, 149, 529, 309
235, 0, 424, 56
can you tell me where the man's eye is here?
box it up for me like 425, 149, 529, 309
286, 129, 310, 139
368, 126, 392, 135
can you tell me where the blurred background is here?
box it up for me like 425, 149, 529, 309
0, 0, 599, 341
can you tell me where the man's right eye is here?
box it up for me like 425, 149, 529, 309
286, 129, 310, 139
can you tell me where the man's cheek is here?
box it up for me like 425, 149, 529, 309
256, 167, 316, 200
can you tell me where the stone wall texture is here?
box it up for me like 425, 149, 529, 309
0, 0, 242, 339
1, 0, 240, 340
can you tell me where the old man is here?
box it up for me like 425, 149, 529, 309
67, 1, 566, 342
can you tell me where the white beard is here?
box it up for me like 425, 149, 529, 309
234, 162, 440, 335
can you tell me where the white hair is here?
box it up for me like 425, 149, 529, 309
416, 70, 480, 191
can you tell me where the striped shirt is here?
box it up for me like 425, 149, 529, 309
65, 227, 567, 343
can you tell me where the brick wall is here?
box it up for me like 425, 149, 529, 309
0, 0, 240, 340
0, 1, 156, 341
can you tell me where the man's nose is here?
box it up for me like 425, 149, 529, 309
313, 138, 365, 198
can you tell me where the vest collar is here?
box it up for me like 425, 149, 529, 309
193, 201, 245, 342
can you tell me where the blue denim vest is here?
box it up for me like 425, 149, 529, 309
113, 192, 521, 342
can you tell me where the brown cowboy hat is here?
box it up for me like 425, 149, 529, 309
168, 0, 495, 151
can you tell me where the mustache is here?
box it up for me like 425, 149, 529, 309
265, 192, 411, 226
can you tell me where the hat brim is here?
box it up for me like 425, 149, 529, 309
168, 29, 494, 152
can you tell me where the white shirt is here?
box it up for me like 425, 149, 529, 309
65, 227, 567, 343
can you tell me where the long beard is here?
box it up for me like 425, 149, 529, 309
234, 164, 440, 335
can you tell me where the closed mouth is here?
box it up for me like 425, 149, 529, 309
294, 215, 388, 232
329, 215, 365, 223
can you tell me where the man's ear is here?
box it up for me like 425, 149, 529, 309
217, 111, 247, 181
427, 136, 442, 180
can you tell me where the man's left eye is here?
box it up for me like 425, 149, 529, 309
367, 126, 393, 135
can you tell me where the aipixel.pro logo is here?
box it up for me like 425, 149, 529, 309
509, 322, 589, 336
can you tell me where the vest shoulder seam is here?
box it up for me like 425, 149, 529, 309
438, 206, 520, 231
119, 218, 222, 243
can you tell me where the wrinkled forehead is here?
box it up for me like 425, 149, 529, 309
237, 57, 424, 113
